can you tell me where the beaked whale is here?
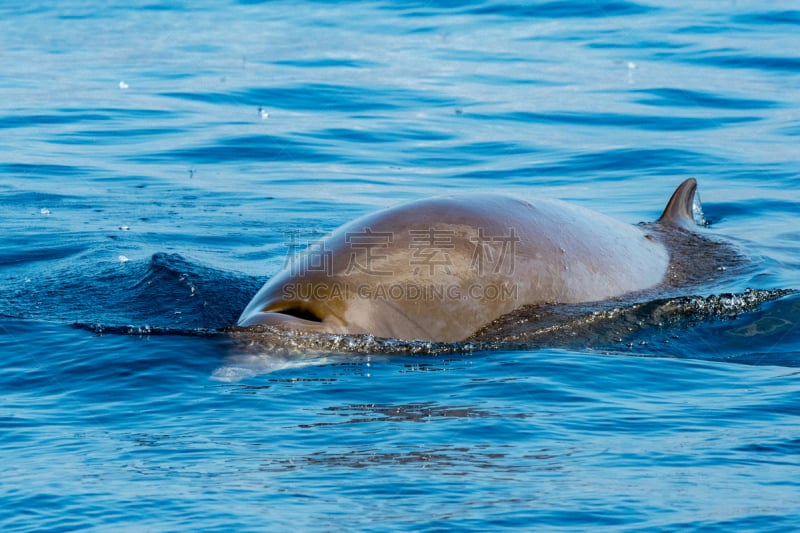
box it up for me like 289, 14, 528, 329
238, 178, 729, 342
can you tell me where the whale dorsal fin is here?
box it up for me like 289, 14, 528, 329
658, 178, 697, 228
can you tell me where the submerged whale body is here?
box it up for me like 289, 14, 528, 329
238, 179, 728, 342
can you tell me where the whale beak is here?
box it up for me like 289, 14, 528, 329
237, 295, 345, 335
238, 309, 330, 333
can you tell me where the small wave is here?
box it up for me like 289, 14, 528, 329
301, 127, 456, 144
632, 88, 778, 110
0, 244, 88, 267
6, 252, 261, 332
453, 147, 720, 182
133, 134, 341, 164
683, 52, 800, 73
162, 83, 453, 112
0, 162, 91, 177
467, 1, 655, 19
732, 10, 800, 26
487, 111, 759, 132
272, 58, 381, 69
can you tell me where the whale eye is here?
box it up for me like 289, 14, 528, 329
278, 306, 324, 323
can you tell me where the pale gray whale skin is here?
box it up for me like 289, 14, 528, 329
238, 179, 706, 342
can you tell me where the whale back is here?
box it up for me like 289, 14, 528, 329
237, 184, 710, 341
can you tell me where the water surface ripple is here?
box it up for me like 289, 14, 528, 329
2, 1, 799, 531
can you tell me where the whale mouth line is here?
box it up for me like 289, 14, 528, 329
268, 306, 324, 323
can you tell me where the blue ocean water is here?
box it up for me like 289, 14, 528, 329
2, 1, 799, 531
